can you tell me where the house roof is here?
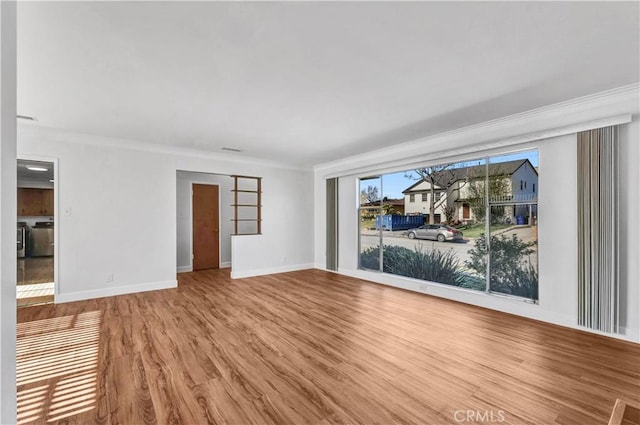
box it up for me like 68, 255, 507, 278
361, 198, 404, 208
383, 198, 405, 206
402, 159, 535, 193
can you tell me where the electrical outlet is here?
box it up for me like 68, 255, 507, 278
106, 273, 114, 283
419, 283, 428, 292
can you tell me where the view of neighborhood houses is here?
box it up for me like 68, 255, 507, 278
359, 150, 539, 300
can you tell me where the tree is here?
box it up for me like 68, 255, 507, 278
463, 162, 513, 223
382, 203, 396, 215
443, 205, 457, 224
465, 176, 510, 222
360, 185, 379, 204
409, 165, 461, 224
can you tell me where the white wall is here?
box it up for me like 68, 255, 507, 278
17, 124, 315, 302
176, 171, 233, 272
231, 166, 315, 278
0, 2, 17, 422
314, 85, 640, 342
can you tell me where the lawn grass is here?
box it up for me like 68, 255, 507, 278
457, 223, 512, 238
360, 219, 375, 230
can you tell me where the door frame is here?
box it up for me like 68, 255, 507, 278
189, 181, 221, 271
17, 154, 59, 302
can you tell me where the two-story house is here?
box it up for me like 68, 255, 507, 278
402, 180, 448, 222
402, 159, 538, 224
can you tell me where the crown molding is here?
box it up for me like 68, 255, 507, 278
17, 83, 639, 175
314, 83, 639, 177
17, 123, 308, 172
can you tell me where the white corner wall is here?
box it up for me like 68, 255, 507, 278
176, 171, 233, 272
230, 166, 316, 278
313, 85, 640, 343
17, 125, 314, 302
618, 119, 640, 338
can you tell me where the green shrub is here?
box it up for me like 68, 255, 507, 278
465, 233, 538, 299
459, 274, 487, 291
360, 245, 466, 286
360, 246, 381, 270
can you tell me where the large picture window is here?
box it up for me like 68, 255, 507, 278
358, 150, 539, 301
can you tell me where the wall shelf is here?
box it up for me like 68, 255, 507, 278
231, 176, 262, 235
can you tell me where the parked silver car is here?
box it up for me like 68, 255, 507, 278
406, 224, 463, 242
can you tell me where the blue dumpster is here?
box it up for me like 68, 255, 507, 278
375, 215, 424, 231
516, 216, 525, 225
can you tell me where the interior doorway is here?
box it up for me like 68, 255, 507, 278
176, 171, 233, 273
192, 183, 220, 270
17, 157, 57, 307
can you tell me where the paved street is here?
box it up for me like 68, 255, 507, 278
360, 233, 476, 264
360, 225, 538, 267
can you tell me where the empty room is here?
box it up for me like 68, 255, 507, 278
0, 1, 639, 425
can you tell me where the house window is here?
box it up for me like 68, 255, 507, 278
358, 149, 539, 301
533, 183, 536, 193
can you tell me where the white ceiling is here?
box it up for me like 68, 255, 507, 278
17, 1, 639, 167
17, 159, 54, 182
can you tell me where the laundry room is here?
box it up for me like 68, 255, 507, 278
17, 158, 55, 306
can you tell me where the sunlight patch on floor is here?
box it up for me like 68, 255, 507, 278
17, 310, 101, 424
17, 282, 54, 300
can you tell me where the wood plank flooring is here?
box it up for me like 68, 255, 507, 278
16, 268, 640, 425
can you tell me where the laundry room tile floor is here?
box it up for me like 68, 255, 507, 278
18, 257, 54, 307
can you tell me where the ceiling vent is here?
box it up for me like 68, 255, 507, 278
17, 115, 38, 121
221, 147, 242, 153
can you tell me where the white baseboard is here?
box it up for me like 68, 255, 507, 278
55, 279, 178, 303
178, 262, 230, 273
230, 263, 314, 279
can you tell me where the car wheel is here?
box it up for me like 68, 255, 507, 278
437, 234, 446, 242
408, 232, 416, 239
